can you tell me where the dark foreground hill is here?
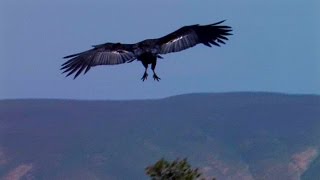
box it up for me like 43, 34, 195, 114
0, 92, 319, 180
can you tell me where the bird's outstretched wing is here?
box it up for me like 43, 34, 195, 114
61, 43, 136, 79
157, 20, 232, 54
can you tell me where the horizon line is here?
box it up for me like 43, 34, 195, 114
1, 91, 319, 101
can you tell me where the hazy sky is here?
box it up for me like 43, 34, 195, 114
0, 0, 319, 100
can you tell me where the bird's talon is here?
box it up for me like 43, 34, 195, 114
141, 73, 148, 81
153, 75, 161, 81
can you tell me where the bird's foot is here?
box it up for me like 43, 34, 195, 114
141, 72, 148, 81
153, 74, 161, 81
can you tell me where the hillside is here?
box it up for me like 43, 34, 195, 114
0, 92, 319, 180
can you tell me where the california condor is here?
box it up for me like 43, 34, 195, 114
62, 20, 232, 81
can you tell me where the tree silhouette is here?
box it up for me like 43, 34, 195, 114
145, 158, 216, 180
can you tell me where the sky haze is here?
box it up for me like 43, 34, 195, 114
1, 0, 319, 99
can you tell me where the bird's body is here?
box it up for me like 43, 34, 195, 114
62, 20, 232, 81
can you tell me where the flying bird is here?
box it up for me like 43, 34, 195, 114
62, 20, 232, 81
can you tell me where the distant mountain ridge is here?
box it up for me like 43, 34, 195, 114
0, 92, 319, 180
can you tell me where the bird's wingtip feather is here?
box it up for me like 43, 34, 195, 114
210, 20, 226, 26
63, 53, 79, 59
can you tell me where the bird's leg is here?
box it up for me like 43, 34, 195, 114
141, 62, 148, 81
151, 60, 161, 81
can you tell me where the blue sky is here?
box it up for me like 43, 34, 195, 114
0, 0, 319, 100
